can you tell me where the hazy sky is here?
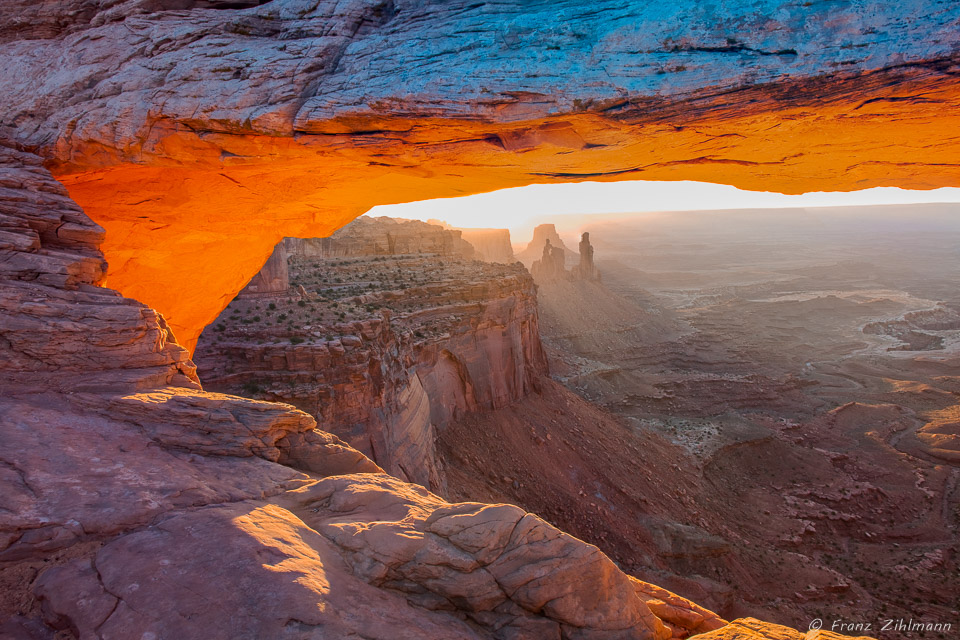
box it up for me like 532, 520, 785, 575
369, 181, 960, 242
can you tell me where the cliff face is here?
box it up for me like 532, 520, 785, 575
517, 223, 577, 266
194, 245, 548, 493
202, 312, 446, 490
0, 1, 956, 351
240, 240, 289, 296
287, 216, 476, 259
456, 228, 516, 263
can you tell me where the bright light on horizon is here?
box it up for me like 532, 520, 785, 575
369, 181, 960, 242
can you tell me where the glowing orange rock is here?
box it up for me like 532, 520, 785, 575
56, 69, 960, 352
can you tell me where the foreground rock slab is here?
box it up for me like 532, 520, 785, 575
37, 475, 680, 639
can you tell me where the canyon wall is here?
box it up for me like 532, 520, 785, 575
194, 244, 548, 493
240, 240, 289, 296
202, 312, 446, 490
285, 216, 476, 259
0, 1, 957, 350
456, 228, 516, 263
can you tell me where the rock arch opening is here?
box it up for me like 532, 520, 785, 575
2, 0, 958, 353
56, 63, 960, 355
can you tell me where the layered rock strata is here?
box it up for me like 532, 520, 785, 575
194, 241, 548, 493
0, 140, 196, 395
455, 228, 516, 264
286, 215, 476, 260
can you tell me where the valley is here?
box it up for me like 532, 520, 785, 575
193, 207, 960, 638
533, 206, 960, 634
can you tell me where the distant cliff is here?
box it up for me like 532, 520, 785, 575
239, 241, 289, 296
456, 228, 516, 263
285, 215, 475, 260
516, 223, 578, 266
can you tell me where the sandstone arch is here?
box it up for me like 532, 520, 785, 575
2, 0, 959, 354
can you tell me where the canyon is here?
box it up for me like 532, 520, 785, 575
531, 207, 960, 633
192, 211, 960, 637
1, 1, 959, 638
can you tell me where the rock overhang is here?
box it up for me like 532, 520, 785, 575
1, 0, 958, 351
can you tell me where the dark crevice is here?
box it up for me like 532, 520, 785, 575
189, 0, 274, 9
660, 43, 798, 57
854, 94, 940, 110
531, 166, 644, 179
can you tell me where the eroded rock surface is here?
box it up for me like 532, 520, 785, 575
0, 141, 197, 394
35, 474, 682, 640
0, 140, 379, 631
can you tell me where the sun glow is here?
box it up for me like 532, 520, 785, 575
370, 181, 960, 240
